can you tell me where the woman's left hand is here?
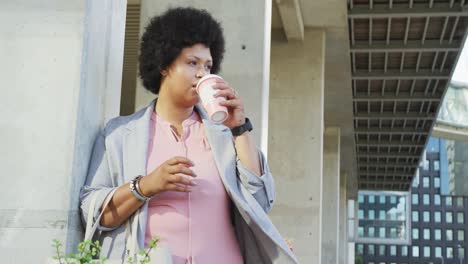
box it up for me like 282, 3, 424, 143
213, 79, 246, 129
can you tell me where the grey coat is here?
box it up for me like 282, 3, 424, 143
79, 99, 298, 263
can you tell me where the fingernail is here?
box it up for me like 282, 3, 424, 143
191, 181, 198, 186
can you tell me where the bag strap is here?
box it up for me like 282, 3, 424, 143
126, 208, 141, 256
84, 188, 119, 241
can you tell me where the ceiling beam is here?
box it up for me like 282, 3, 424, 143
353, 94, 440, 102
349, 3, 468, 18
355, 128, 428, 134
275, 0, 304, 41
357, 152, 420, 158
354, 112, 435, 119
358, 162, 416, 167
352, 70, 450, 80
356, 140, 425, 147
351, 40, 462, 53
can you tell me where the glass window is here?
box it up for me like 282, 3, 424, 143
379, 210, 386, 220
435, 211, 441, 222
423, 159, 429, 170
358, 194, 364, 204
423, 211, 430, 222
412, 194, 419, 205
434, 160, 440, 171
390, 228, 397, 238
423, 246, 430, 257
435, 246, 442, 257
379, 227, 386, 238
447, 247, 453, 258
434, 177, 440, 188
412, 246, 419, 257
412, 228, 419, 240
379, 195, 386, 204
423, 194, 430, 205
412, 173, 420, 187
369, 210, 375, 220
412, 211, 419, 222
457, 212, 464, 224
458, 230, 465, 241
369, 227, 375, 237
423, 177, 430, 188
459, 247, 464, 258
379, 245, 385, 256
368, 244, 375, 255
446, 196, 453, 206
401, 245, 408, 256
358, 209, 364, 219
434, 194, 441, 205
423, 228, 430, 240
356, 244, 364, 255
390, 245, 397, 256
435, 229, 442, 240
369, 195, 375, 204
358, 227, 364, 237
390, 196, 397, 204
457, 197, 464, 207
446, 212, 453, 223
447, 229, 453, 241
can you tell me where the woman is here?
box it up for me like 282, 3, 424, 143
80, 7, 297, 264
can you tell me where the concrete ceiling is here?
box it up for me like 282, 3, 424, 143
348, 0, 468, 190
273, 0, 468, 191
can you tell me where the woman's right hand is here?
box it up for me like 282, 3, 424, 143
139, 156, 197, 196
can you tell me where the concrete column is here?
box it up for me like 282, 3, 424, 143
339, 172, 348, 264
0, 0, 126, 261
268, 28, 325, 263
135, 0, 271, 150
321, 127, 341, 264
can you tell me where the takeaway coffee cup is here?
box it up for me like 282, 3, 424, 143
196, 74, 228, 123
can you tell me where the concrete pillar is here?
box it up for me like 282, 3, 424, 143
268, 28, 325, 263
321, 127, 341, 264
339, 172, 348, 264
0, 0, 126, 261
135, 0, 271, 150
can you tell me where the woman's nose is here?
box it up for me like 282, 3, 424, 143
196, 67, 208, 78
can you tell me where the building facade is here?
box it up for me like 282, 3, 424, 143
356, 137, 468, 264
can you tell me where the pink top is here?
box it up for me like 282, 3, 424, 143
145, 111, 243, 264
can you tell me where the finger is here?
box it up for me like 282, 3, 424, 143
166, 156, 194, 167
169, 174, 198, 186
219, 98, 243, 107
168, 164, 197, 177
214, 89, 236, 99
212, 83, 231, 90
166, 183, 192, 193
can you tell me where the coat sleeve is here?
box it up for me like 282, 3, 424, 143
79, 132, 119, 232
236, 150, 276, 213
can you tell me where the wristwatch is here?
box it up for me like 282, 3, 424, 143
231, 118, 253, 136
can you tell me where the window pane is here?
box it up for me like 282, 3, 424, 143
424, 246, 430, 257
358, 194, 364, 203
379, 245, 385, 256
446, 212, 453, 223
423, 228, 430, 240
368, 244, 375, 255
401, 245, 408, 256
434, 160, 440, 171
390, 196, 397, 204
358, 209, 364, 219
412, 194, 419, 205
390, 245, 397, 256
447, 247, 453, 258
379, 210, 386, 220
412, 246, 419, 257
435, 229, 442, 240
434, 177, 440, 188
459, 247, 464, 258
435, 246, 442, 257
447, 229, 453, 241
369, 210, 375, 220
446, 197, 453, 206
369, 195, 375, 204
458, 230, 465, 241
369, 227, 375, 237
423, 194, 430, 205
412, 228, 419, 240
457, 197, 464, 207
423, 211, 430, 222
434, 194, 441, 205
412, 211, 419, 222
356, 244, 364, 255
423, 177, 430, 188
379, 227, 386, 238
379, 195, 385, 204
458, 212, 464, 224
435, 211, 441, 223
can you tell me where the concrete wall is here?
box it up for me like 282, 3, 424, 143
0, 0, 126, 261
268, 28, 325, 263
135, 0, 271, 149
321, 127, 341, 264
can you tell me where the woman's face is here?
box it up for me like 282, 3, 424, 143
160, 43, 213, 107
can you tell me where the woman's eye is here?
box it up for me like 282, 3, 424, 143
189, 61, 197, 66
206, 65, 212, 71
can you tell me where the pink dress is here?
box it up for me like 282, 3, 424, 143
144, 111, 243, 264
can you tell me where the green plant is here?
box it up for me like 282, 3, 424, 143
52, 237, 159, 264
354, 255, 363, 264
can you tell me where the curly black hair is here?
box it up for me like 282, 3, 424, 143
138, 7, 225, 94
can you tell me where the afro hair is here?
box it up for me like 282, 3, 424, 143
138, 7, 225, 94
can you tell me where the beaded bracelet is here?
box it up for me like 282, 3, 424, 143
130, 175, 152, 202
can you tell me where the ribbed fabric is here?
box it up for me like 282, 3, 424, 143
145, 111, 242, 264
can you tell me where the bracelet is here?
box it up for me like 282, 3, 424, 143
130, 176, 152, 202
